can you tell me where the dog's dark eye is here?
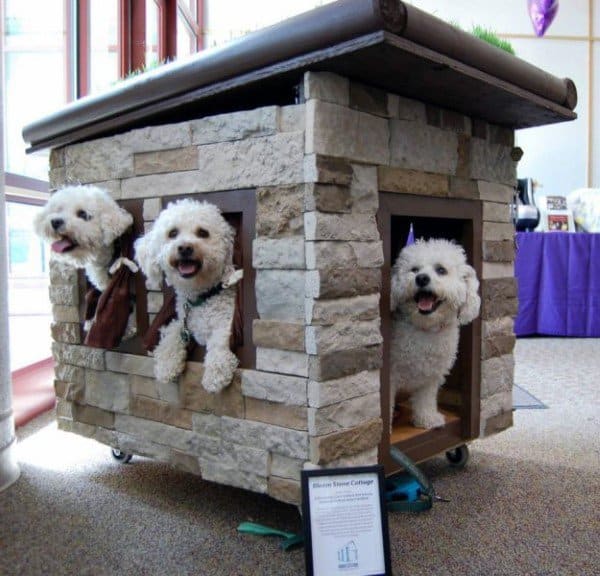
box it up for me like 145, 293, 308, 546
410, 267, 419, 273
168, 228, 179, 239
76, 209, 91, 221
196, 227, 209, 239
436, 265, 448, 275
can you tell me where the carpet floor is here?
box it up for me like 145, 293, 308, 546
1, 337, 599, 576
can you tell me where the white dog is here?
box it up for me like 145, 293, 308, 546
134, 199, 242, 393
389, 238, 480, 429
33, 185, 134, 291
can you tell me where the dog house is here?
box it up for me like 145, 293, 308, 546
24, 0, 576, 506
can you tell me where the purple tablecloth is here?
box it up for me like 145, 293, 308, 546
515, 232, 600, 337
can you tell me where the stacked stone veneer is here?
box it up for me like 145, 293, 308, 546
49, 71, 515, 506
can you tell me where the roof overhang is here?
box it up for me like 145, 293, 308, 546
23, 0, 577, 152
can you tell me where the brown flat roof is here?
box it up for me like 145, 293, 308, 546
23, 0, 577, 152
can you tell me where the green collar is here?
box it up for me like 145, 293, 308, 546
185, 282, 223, 308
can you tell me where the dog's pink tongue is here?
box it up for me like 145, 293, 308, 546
178, 262, 198, 275
417, 295, 436, 312
51, 239, 74, 253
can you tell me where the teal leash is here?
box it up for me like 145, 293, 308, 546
237, 448, 441, 551
387, 446, 447, 512
237, 521, 304, 550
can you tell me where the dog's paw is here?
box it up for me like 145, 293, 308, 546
122, 314, 137, 341
202, 349, 238, 393
412, 410, 445, 429
153, 346, 186, 383
222, 268, 243, 288
122, 324, 137, 341
153, 322, 187, 383
154, 360, 183, 384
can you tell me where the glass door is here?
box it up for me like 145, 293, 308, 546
5, 201, 52, 371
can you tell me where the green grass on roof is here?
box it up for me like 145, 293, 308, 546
471, 25, 516, 55
448, 21, 516, 56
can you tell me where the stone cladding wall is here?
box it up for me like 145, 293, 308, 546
49, 71, 516, 505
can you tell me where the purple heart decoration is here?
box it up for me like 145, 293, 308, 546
528, 0, 559, 37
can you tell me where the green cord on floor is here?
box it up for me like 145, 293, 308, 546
237, 522, 304, 550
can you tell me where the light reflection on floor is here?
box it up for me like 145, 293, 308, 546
16, 416, 113, 474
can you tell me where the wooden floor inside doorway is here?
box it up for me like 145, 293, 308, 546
390, 405, 460, 444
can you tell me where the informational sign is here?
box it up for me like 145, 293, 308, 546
541, 195, 574, 231
301, 466, 392, 576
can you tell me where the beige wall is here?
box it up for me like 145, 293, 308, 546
408, 0, 598, 193
207, 0, 599, 194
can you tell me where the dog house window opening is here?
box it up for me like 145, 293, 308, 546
160, 190, 257, 370
69, 198, 150, 355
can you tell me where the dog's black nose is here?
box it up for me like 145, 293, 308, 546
178, 244, 193, 258
51, 218, 64, 231
415, 273, 430, 288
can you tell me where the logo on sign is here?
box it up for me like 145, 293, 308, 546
337, 540, 358, 569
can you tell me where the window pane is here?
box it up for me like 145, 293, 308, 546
184, 0, 197, 20
204, 0, 336, 48
7, 203, 49, 277
6, 202, 52, 371
146, 0, 160, 67
89, 0, 120, 94
3, 0, 65, 179
177, 12, 196, 58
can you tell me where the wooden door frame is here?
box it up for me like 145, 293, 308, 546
377, 192, 482, 473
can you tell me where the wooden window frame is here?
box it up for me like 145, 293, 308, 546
5, 174, 49, 197
76, 0, 204, 97
105, 191, 256, 369
177, 0, 204, 52
159, 189, 257, 370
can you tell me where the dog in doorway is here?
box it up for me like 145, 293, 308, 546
389, 238, 480, 429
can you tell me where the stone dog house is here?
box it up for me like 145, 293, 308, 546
24, 0, 576, 506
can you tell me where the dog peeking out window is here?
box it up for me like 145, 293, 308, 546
33, 185, 134, 291
389, 238, 480, 429
134, 199, 242, 393
33, 185, 137, 348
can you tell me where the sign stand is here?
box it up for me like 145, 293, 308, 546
301, 465, 392, 576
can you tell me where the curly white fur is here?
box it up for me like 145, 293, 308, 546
33, 185, 133, 291
390, 238, 480, 429
134, 199, 241, 393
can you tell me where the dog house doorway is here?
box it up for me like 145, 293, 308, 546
377, 193, 482, 475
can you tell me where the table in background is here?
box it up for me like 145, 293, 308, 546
514, 232, 600, 337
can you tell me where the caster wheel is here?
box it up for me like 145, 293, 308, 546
445, 444, 469, 468
111, 448, 133, 464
